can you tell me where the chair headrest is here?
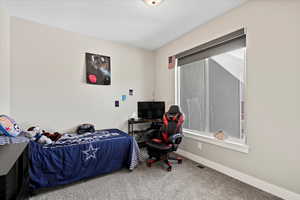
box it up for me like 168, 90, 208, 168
167, 105, 181, 115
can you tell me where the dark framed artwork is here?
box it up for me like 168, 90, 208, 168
168, 55, 175, 69
86, 53, 111, 85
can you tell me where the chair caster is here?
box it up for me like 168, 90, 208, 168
167, 166, 172, 172
146, 161, 152, 167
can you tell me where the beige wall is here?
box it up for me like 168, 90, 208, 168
11, 17, 155, 132
154, 0, 300, 194
0, 7, 10, 115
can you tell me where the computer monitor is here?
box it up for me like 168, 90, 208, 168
138, 101, 165, 120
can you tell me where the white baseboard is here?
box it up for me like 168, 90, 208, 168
176, 149, 300, 200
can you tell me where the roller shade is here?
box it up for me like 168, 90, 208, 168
176, 29, 246, 66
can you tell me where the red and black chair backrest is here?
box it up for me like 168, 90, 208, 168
161, 105, 184, 144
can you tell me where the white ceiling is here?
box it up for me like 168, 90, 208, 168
2, 0, 247, 50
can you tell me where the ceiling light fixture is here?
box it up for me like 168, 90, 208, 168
143, 0, 164, 7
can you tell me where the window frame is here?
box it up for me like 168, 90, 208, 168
175, 45, 249, 154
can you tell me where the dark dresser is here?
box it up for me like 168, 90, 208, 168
0, 142, 29, 200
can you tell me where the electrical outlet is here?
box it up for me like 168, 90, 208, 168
197, 142, 202, 150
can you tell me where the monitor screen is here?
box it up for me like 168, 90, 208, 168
138, 101, 165, 120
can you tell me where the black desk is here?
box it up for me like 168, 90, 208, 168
0, 143, 29, 200
128, 118, 162, 145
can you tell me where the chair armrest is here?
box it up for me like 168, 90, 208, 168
145, 129, 160, 140
168, 133, 183, 144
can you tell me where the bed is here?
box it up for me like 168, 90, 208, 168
28, 129, 140, 190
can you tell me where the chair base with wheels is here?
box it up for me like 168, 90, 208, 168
146, 134, 183, 172
146, 154, 183, 171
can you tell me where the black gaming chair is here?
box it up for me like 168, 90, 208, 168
146, 105, 185, 171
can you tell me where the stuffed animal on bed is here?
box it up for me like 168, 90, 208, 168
42, 131, 62, 142
0, 115, 22, 137
25, 126, 53, 144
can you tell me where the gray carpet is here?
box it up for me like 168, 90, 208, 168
30, 152, 281, 200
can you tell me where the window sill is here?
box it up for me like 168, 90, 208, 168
183, 129, 249, 154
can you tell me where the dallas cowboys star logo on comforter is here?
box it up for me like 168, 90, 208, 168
82, 144, 99, 161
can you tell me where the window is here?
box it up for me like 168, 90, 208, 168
176, 29, 246, 144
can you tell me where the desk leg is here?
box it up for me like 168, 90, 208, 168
128, 123, 133, 136
128, 122, 130, 135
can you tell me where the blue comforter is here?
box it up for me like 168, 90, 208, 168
29, 129, 140, 190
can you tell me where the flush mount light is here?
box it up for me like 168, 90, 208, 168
143, 0, 164, 7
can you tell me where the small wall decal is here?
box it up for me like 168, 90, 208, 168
168, 56, 176, 69
86, 52, 111, 85
121, 95, 127, 102
115, 100, 119, 107
129, 89, 134, 96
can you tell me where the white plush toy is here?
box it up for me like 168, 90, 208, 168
25, 126, 52, 144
